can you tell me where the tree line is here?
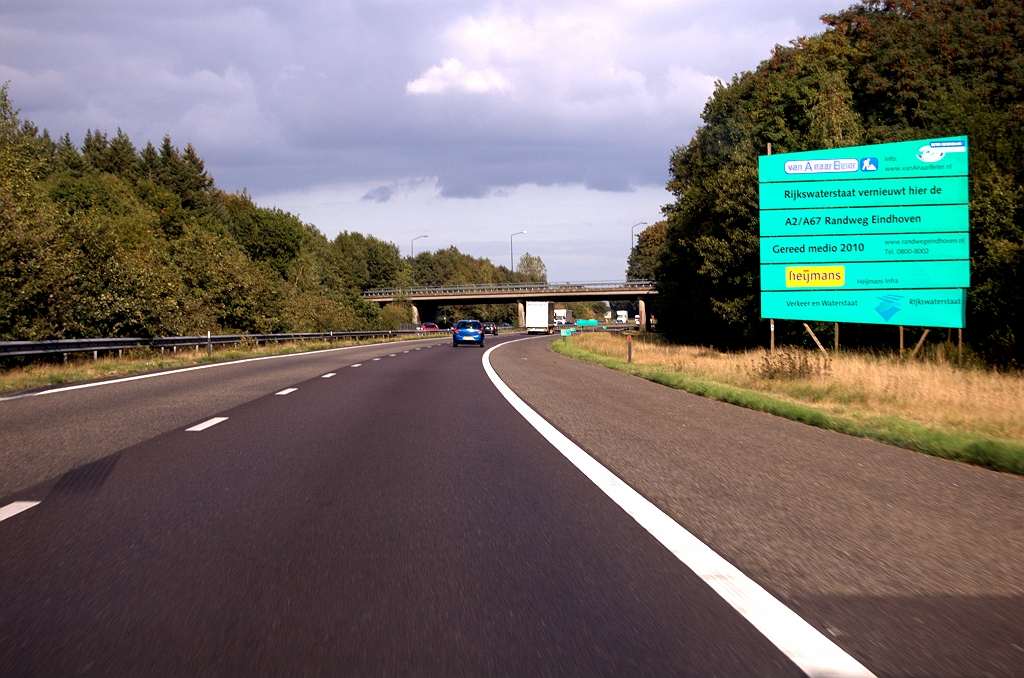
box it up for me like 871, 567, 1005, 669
0, 85, 546, 340
633, 0, 1022, 365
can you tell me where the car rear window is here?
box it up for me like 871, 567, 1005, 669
457, 321, 481, 329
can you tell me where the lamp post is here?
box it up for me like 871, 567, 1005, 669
510, 231, 526, 279
630, 221, 647, 251
629, 222, 647, 280
411, 234, 427, 285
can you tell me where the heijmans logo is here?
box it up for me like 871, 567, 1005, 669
860, 157, 878, 172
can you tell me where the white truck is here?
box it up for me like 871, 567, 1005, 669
554, 308, 574, 325
615, 310, 629, 324
526, 301, 555, 334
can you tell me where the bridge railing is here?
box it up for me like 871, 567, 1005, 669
362, 280, 656, 297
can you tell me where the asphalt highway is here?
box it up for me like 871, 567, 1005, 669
1, 335, 807, 676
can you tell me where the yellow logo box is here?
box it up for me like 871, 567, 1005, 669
786, 266, 845, 287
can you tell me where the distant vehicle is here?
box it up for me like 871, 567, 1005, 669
615, 310, 628, 324
526, 301, 555, 334
498, 323, 513, 330
452, 319, 484, 347
554, 309, 574, 325
420, 322, 440, 331
482, 322, 497, 335
635, 316, 641, 326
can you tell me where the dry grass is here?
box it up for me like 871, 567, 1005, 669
0, 335, 432, 395
571, 333, 1024, 443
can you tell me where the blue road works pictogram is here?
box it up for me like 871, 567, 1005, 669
874, 294, 903, 321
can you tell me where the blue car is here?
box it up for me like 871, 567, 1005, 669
452, 319, 485, 347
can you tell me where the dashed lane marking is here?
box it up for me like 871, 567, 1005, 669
275, 388, 298, 395
322, 373, 336, 378
1, 501, 40, 522
186, 416, 228, 432
351, 364, 362, 368
0, 340, 436, 402
372, 358, 381, 361
482, 339, 876, 678
389, 354, 396, 357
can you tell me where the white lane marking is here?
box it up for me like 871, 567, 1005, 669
186, 416, 228, 431
351, 364, 362, 368
482, 340, 875, 678
1, 501, 40, 522
322, 373, 336, 378
389, 354, 396, 357
275, 388, 297, 395
415, 348, 421, 351
372, 358, 381, 361
403, 351, 409, 353
0, 338, 441, 403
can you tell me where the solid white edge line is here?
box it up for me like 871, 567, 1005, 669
482, 339, 875, 678
186, 416, 229, 432
1, 501, 41, 522
0, 337, 442, 403
275, 388, 297, 395
322, 373, 336, 378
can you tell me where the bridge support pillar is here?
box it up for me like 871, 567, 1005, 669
517, 300, 525, 327
638, 298, 647, 331
410, 302, 420, 326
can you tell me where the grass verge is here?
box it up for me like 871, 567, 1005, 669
0, 334, 445, 396
553, 338, 1024, 475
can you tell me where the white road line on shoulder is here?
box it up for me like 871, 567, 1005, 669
389, 354, 396, 357
403, 351, 409, 353
186, 416, 228, 432
351, 364, 362, 368
482, 339, 876, 678
0, 338, 440, 403
275, 388, 297, 395
1, 501, 40, 522
372, 358, 381, 361
322, 373, 336, 378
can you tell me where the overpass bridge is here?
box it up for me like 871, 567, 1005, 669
362, 280, 657, 327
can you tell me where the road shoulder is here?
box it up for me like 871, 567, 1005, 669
489, 336, 1024, 678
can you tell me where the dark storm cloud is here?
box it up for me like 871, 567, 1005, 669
1, 0, 851, 196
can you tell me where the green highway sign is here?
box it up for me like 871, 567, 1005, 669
760, 261, 969, 291
759, 136, 969, 328
759, 204, 969, 236
760, 233, 968, 264
757, 137, 969, 183
761, 289, 966, 327
759, 176, 968, 210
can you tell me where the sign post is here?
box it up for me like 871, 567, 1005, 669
759, 137, 969, 329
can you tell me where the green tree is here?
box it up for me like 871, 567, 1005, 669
516, 252, 547, 282
657, 0, 1023, 362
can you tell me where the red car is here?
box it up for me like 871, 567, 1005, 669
420, 322, 440, 331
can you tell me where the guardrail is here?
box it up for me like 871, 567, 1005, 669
0, 330, 449, 360
362, 280, 656, 297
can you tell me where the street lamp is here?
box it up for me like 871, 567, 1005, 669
630, 221, 647, 251
510, 231, 527, 277
411, 235, 427, 286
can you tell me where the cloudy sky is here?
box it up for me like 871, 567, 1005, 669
2, 0, 850, 281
